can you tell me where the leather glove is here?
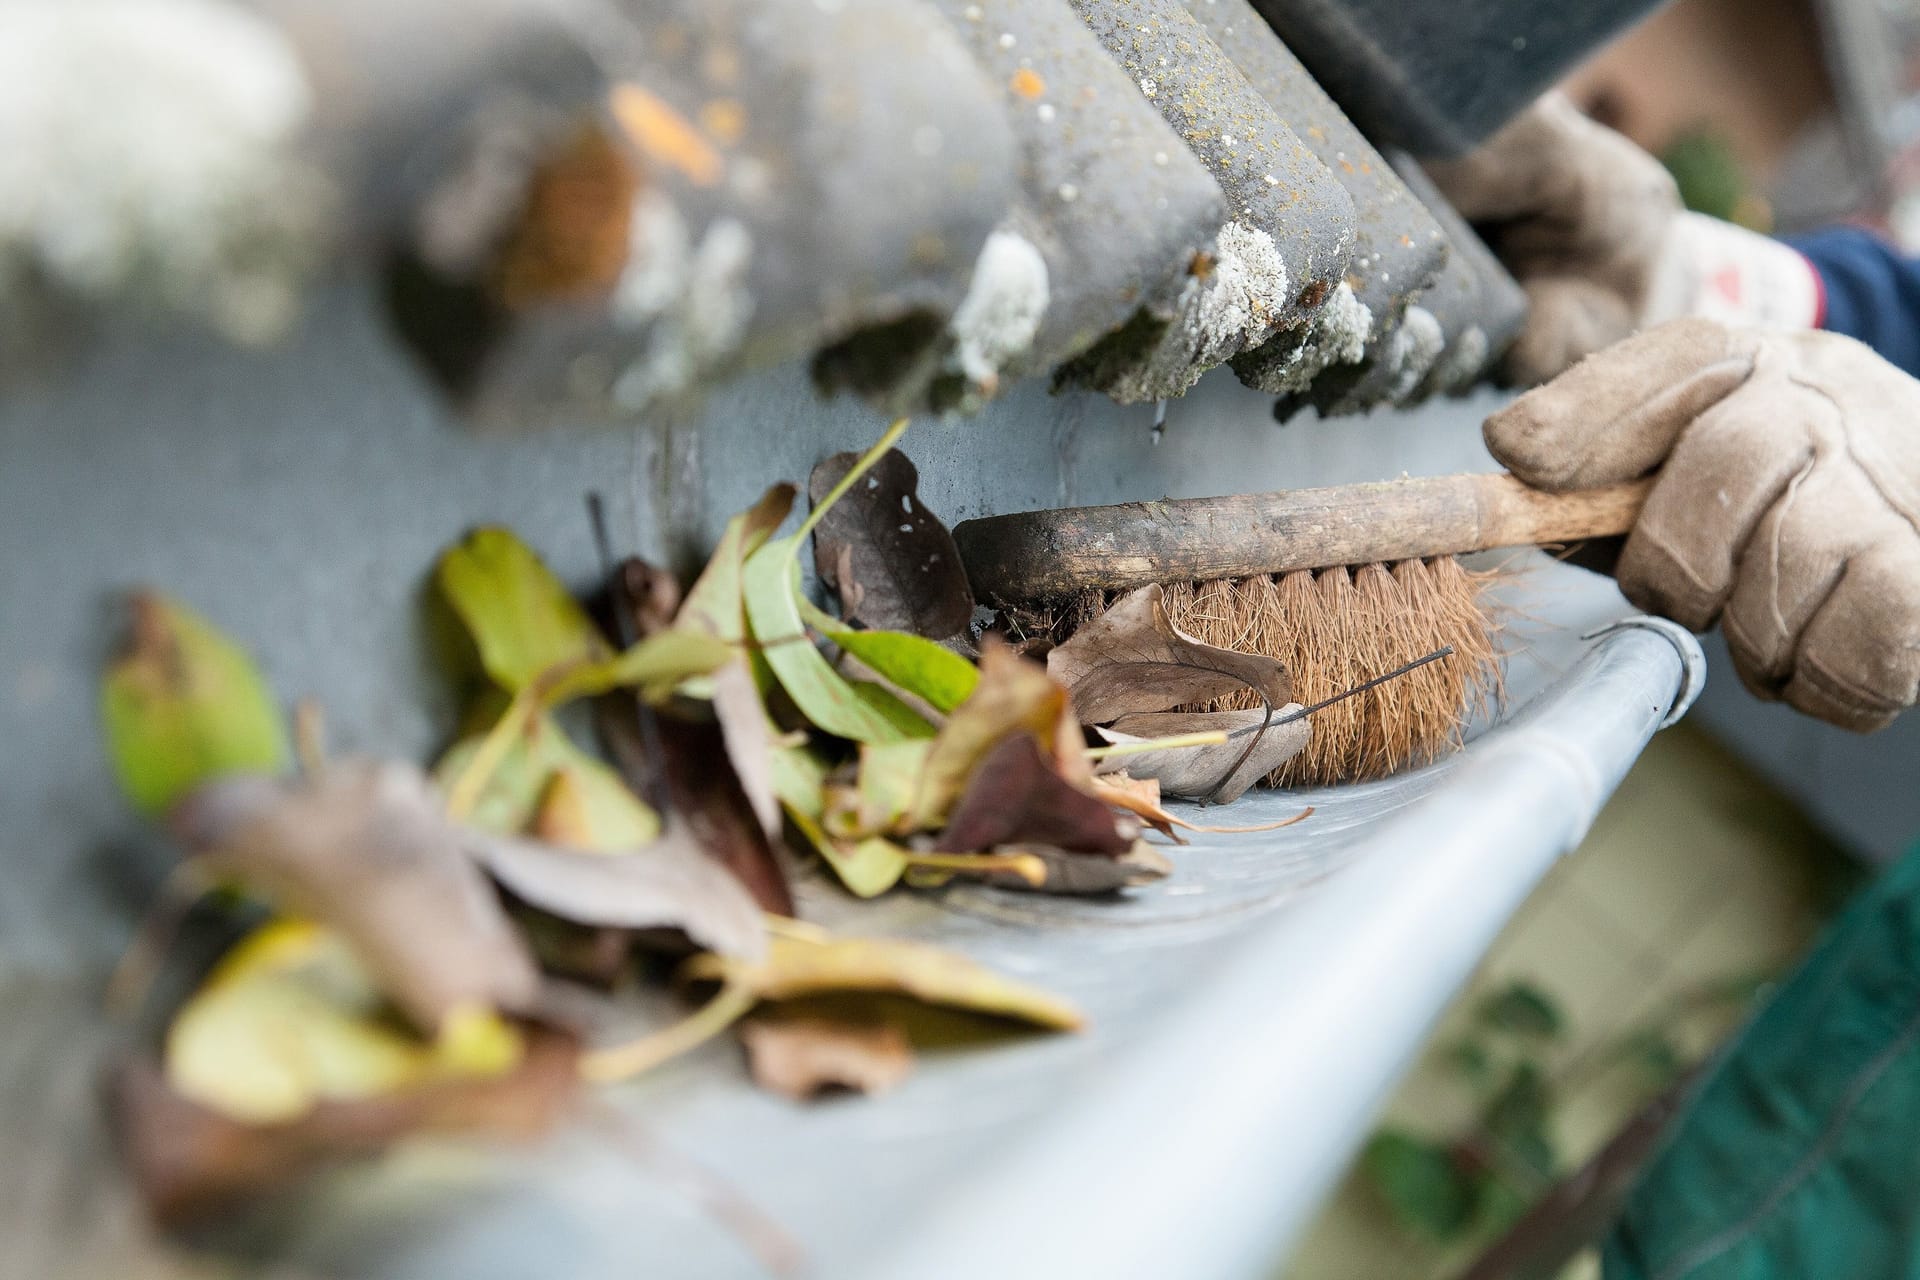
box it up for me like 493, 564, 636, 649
1486, 317, 1920, 731
1428, 95, 1821, 386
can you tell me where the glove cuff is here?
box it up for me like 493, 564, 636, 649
1651, 213, 1825, 331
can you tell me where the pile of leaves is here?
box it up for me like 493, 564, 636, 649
99, 420, 1312, 1226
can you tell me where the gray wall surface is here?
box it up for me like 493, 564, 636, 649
1, 279, 1510, 978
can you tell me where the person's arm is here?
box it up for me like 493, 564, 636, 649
1785, 226, 1920, 379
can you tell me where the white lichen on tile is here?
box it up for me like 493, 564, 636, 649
1383, 305, 1444, 403
948, 228, 1049, 390
1425, 323, 1490, 396
0, 0, 324, 343
1245, 280, 1372, 394
612, 202, 755, 410
1103, 218, 1288, 402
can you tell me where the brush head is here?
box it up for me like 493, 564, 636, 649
1009, 556, 1503, 788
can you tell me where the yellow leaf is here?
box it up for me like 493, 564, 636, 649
683, 934, 1083, 1031
165, 921, 524, 1125
531, 761, 660, 852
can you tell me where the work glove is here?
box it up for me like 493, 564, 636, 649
1486, 317, 1920, 731
1427, 95, 1821, 386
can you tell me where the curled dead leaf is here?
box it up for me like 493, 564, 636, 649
1047, 584, 1292, 724
708, 659, 783, 843
937, 733, 1134, 854
1096, 708, 1309, 804
923, 637, 1088, 805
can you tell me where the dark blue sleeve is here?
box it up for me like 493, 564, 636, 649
1784, 226, 1920, 379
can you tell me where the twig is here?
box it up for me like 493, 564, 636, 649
588, 1098, 807, 1277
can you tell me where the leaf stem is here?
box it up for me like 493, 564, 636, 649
1084, 730, 1230, 760
444, 684, 543, 821
763, 913, 831, 943
904, 850, 1048, 886
790, 418, 910, 549
579, 972, 759, 1084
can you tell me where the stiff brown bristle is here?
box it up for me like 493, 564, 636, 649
1016, 556, 1504, 789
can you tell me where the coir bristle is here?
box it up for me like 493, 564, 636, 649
1063, 557, 1502, 788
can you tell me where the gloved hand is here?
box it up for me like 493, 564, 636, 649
1427, 95, 1820, 386
1486, 317, 1920, 731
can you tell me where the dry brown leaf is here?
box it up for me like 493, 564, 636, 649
1089, 772, 1187, 843
599, 698, 796, 916
610, 555, 683, 640
920, 638, 1087, 815
1047, 584, 1293, 724
936, 734, 1133, 855
171, 761, 542, 1035
738, 1015, 914, 1101
114, 1021, 578, 1227
471, 821, 767, 961
708, 659, 782, 843
808, 448, 974, 644
1096, 708, 1309, 804
978, 840, 1173, 895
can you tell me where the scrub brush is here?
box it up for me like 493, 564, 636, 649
953, 472, 1652, 786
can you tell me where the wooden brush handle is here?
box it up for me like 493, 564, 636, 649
953, 472, 1653, 601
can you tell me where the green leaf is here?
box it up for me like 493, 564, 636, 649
1661, 127, 1747, 223
743, 538, 925, 742
547, 628, 737, 705
678, 484, 796, 643
101, 592, 290, 816
1483, 1061, 1557, 1179
1472, 1173, 1533, 1236
1444, 1037, 1494, 1087
1362, 1131, 1477, 1241
848, 680, 939, 739
1619, 1028, 1684, 1084
436, 527, 610, 693
434, 715, 659, 849
799, 597, 979, 714
1477, 982, 1564, 1040
824, 741, 933, 839
784, 804, 907, 898
769, 743, 829, 817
